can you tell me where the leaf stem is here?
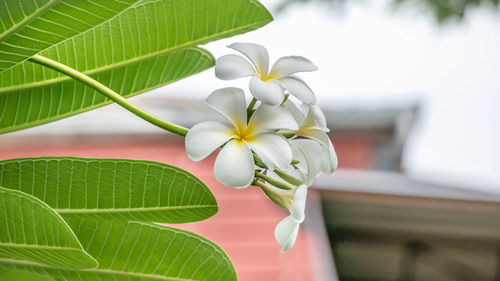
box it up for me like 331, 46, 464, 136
28, 54, 189, 137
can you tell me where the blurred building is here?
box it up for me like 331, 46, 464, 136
318, 105, 500, 281
1, 96, 499, 281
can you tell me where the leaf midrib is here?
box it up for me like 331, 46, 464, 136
0, 243, 79, 251
0, 258, 202, 281
0, 19, 269, 94
0, 0, 62, 43
55, 204, 217, 214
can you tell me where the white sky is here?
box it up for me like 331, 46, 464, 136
153, 0, 500, 193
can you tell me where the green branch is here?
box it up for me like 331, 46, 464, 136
28, 54, 189, 137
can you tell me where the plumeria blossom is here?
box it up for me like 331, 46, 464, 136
265, 139, 319, 252
252, 177, 308, 252
285, 100, 331, 147
282, 100, 338, 175
185, 87, 298, 188
269, 103, 337, 252
252, 101, 337, 252
215, 42, 318, 106
291, 138, 338, 185
189, 42, 338, 253
274, 185, 308, 252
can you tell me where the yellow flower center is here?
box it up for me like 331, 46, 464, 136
260, 70, 275, 82
231, 122, 255, 143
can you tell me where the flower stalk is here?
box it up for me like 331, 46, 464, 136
252, 152, 268, 169
252, 180, 290, 210
273, 168, 304, 186
28, 54, 189, 137
247, 98, 257, 121
255, 172, 293, 190
280, 131, 296, 139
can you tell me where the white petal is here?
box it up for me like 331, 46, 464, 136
249, 103, 298, 132
309, 105, 328, 130
215, 54, 256, 80
284, 100, 306, 125
185, 121, 235, 161
249, 76, 284, 106
278, 76, 316, 105
269, 56, 318, 79
229, 42, 269, 76
298, 128, 331, 147
292, 139, 323, 185
214, 139, 254, 188
292, 147, 308, 175
290, 168, 307, 183
300, 104, 328, 131
246, 133, 292, 170
321, 139, 338, 174
290, 185, 307, 223
274, 216, 300, 253
302, 145, 320, 186
204, 88, 247, 132
296, 111, 330, 147
300, 107, 319, 130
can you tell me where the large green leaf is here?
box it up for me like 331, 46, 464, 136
0, 0, 273, 134
0, 47, 213, 134
0, 219, 237, 281
0, 157, 218, 223
0, 0, 141, 72
0, 187, 97, 269
0, 268, 55, 281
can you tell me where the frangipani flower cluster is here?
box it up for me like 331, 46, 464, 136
185, 43, 337, 252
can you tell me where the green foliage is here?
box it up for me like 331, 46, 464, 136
0, 0, 141, 72
0, 0, 272, 134
0, 0, 273, 280
0, 187, 97, 269
0, 219, 237, 281
0, 158, 239, 280
0, 157, 217, 223
0, 157, 218, 223
0, 269, 56, 281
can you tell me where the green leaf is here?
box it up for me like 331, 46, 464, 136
0, 157, 218, 223
0, 0, 273, 134
0, 0, 141, 72
0, 219, 237, 281
0, 187, 97, 269
0, 269, 55, 281
0, 47, 213, 134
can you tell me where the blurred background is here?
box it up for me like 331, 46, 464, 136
1, 0, 500, 280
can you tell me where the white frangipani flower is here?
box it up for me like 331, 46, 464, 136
185, 87, 298, 188
215, 42, 318, 106
285, 100, 331, 147
291, 138, 338, 186
274, 185, 307, 252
